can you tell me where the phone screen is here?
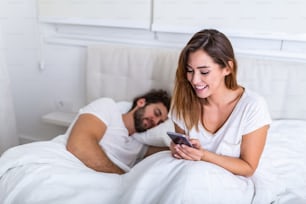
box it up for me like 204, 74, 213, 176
166, 131, 193, 147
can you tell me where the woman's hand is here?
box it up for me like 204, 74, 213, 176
170, 138, 205, 161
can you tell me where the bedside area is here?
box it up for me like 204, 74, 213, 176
42, 111, 77, 127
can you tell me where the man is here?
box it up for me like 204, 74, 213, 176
66, 89, 171, 174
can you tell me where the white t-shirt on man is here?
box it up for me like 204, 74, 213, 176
62, 98, 147, 172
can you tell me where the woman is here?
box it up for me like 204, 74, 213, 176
170, 29, 270, 177
122, 29, 273, 204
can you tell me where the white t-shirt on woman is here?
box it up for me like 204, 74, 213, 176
172, 88, 272, 158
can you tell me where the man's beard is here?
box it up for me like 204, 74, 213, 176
133, 106, 147, 133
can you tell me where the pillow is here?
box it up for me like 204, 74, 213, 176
116, 101, 174, 147
132, 119, 173, 147
116, 101, 132, 113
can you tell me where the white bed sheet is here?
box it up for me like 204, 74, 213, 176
0, 140, 123, 204
263, 120, 306, 203
0, 120, 305, 204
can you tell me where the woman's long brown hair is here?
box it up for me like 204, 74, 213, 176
171, 29, 239, 131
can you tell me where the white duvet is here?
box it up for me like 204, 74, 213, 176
0, 141, 123, 204
0, 120, 305, 204
0, 141, 253, 204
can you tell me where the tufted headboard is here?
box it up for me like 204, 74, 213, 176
86, 43, 306, 120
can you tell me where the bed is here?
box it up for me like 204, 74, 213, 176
0, 43, 306, 204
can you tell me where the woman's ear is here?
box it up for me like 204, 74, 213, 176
228, 60, 234, 70
136, 98, 146, 107
224, 61, 234, 76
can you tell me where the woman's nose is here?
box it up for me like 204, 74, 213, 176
191, 72, 201, 84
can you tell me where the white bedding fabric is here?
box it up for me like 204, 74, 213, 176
0, 140, 123, 204
0, 120, 305, 204
264, 120, 306, 203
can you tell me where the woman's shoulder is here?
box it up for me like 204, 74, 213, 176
239, 88, 271, 119
236, 88, 272, 134
241, 88, 267, 105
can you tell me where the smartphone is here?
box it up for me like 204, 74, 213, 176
166, 131, 193, 147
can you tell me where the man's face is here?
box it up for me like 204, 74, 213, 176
134, 102, 168, 132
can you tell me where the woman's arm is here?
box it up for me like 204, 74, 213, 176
66, 113, 125, 174
171, 124, 269, 177
201, 125, 268, 176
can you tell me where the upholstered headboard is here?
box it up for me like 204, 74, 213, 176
237, 56, 306, 120
86, 44, 179, 102
86, 43, 306, 120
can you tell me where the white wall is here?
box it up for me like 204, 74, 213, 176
0, 24, 19, 153
0, 0, 306, 143
0, 0, 86, 142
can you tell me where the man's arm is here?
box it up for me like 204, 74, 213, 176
144, 146, 169, 157
66, 113, 125, 174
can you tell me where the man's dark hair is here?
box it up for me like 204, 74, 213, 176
130, 89, 171, 111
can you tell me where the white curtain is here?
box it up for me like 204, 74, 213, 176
0, 25, 19, 154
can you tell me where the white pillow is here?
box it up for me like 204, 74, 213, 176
116, 101, 173, 147
132, 119, 173, 147
116, 101, 132, 113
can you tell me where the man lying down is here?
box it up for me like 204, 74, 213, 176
0, 89, 171, 203
65, 89, 171, 174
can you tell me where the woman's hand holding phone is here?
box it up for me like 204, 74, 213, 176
167, 131, 205, 161
166, 131, 193, 147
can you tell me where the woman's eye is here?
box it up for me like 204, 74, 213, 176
186, 69, 193, 73
201, 71, 209, 75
